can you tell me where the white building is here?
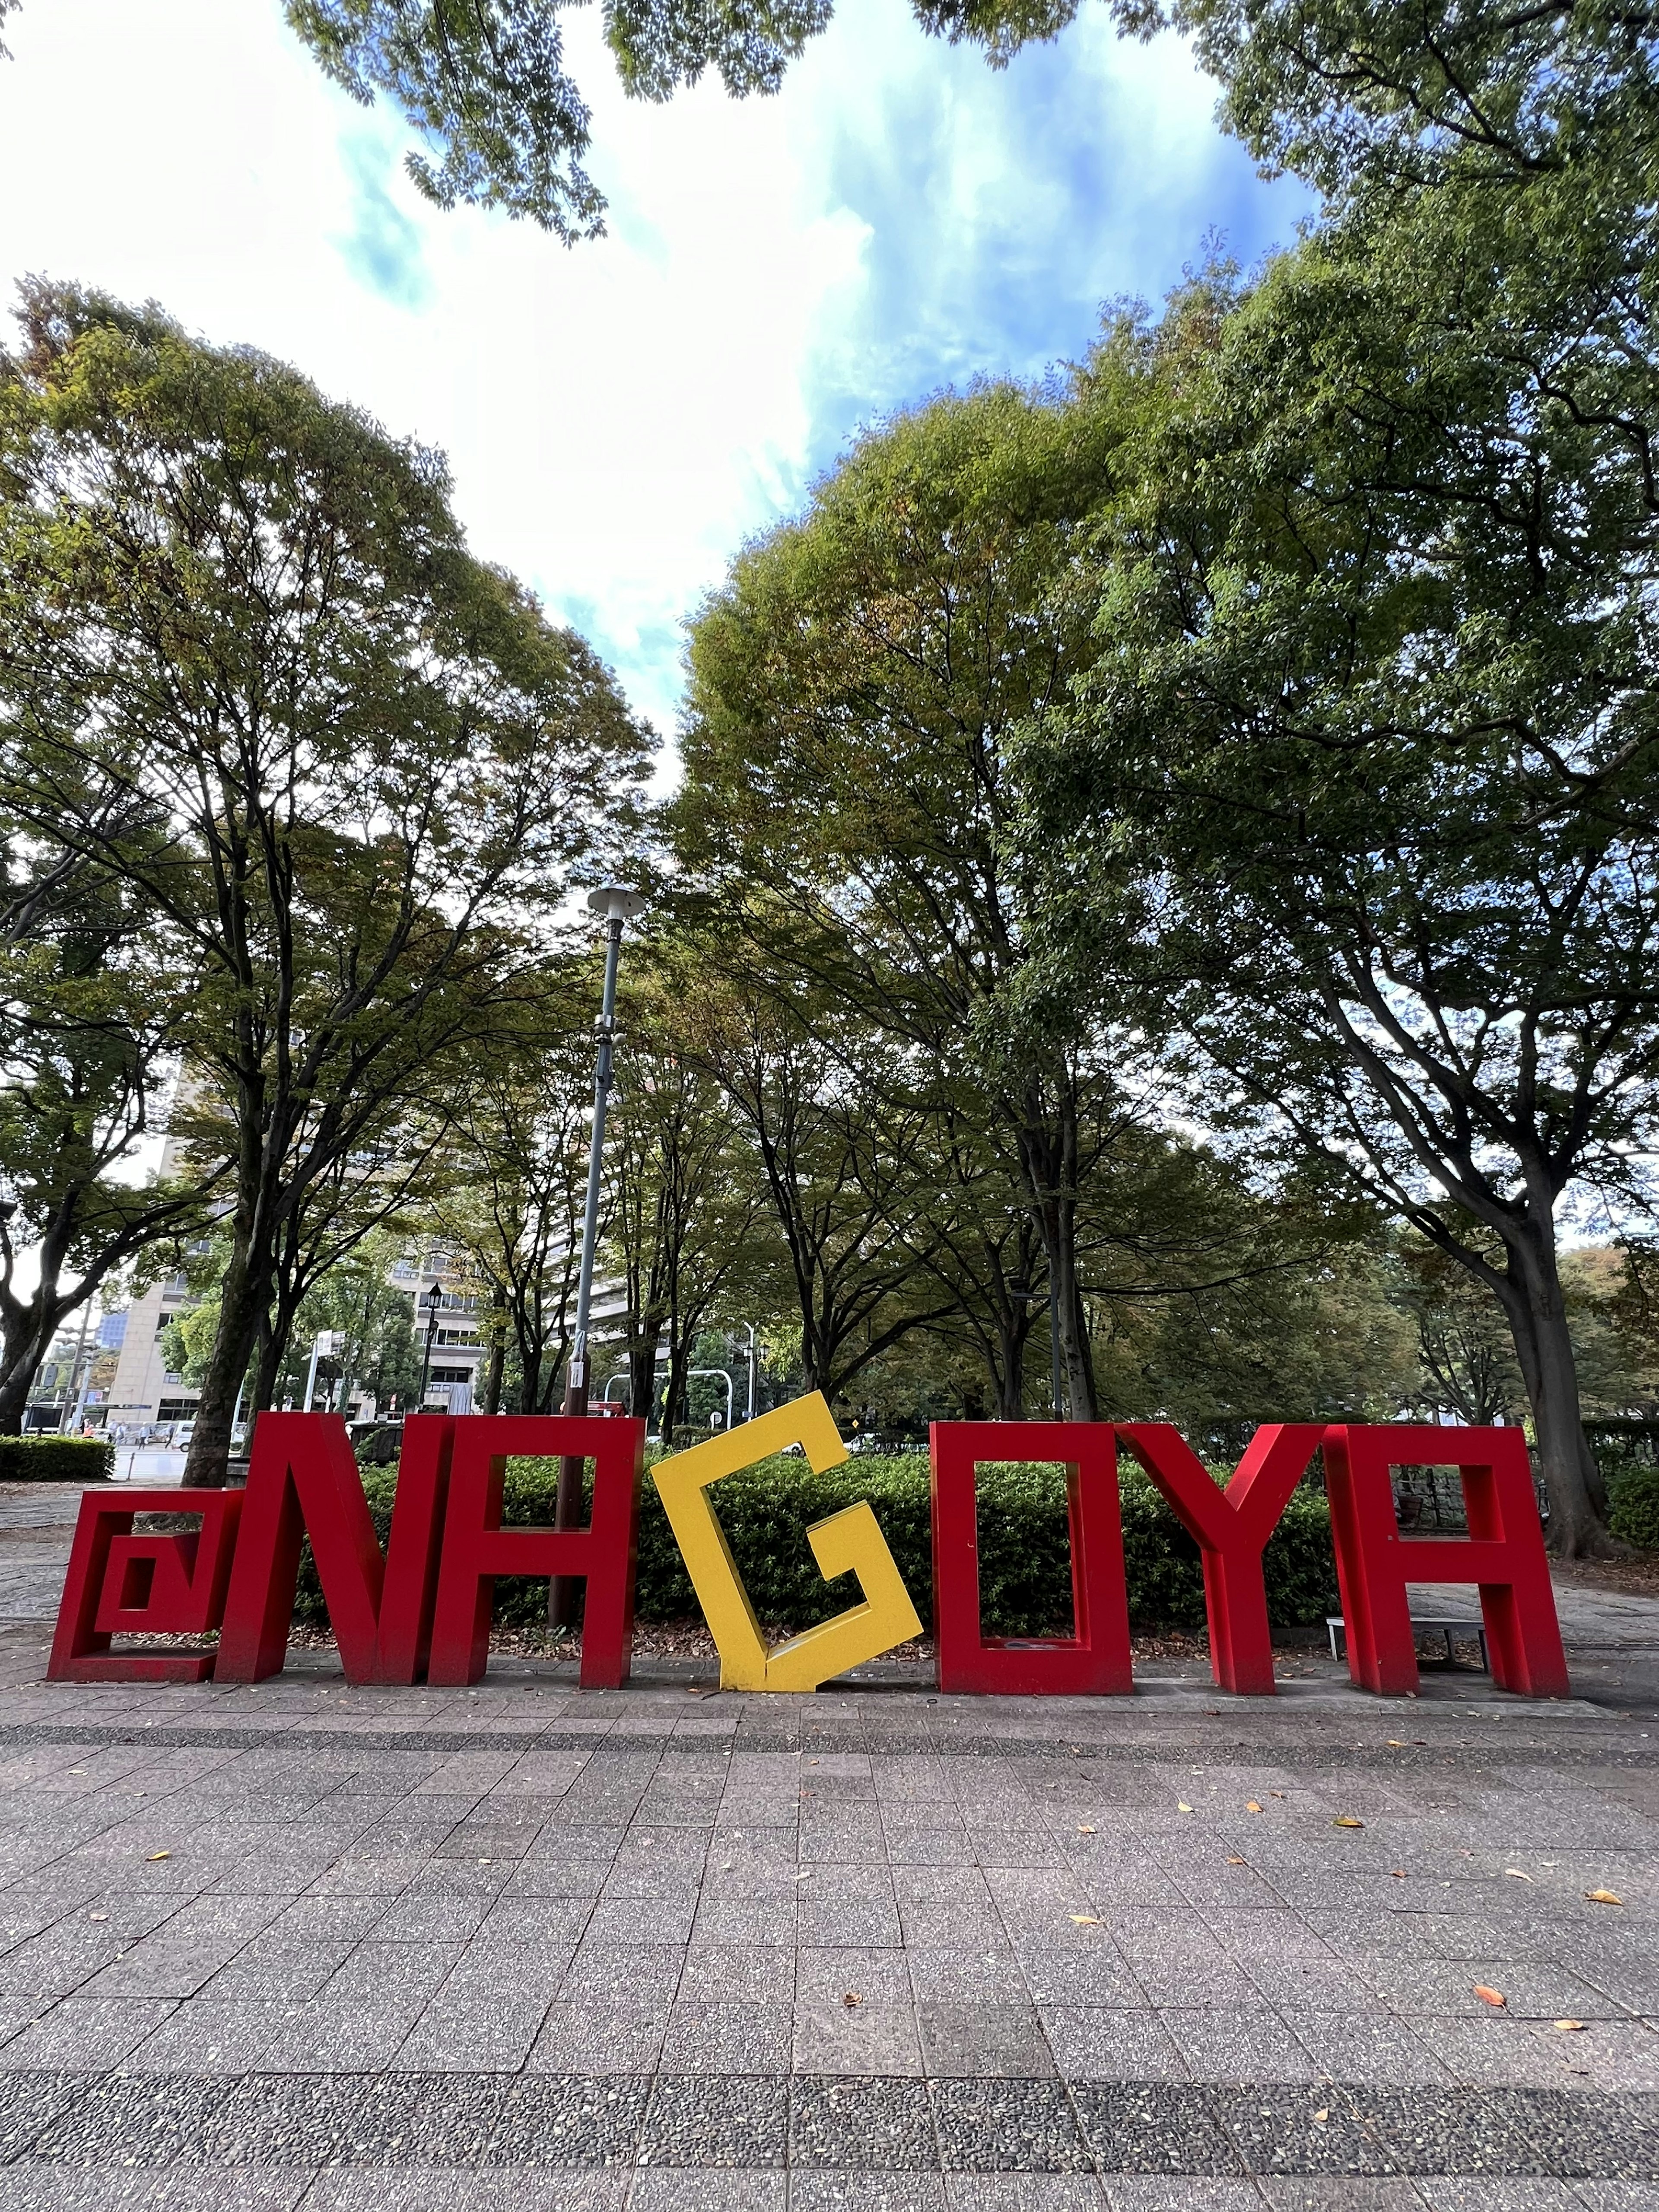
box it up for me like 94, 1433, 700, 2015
103, 1268, 197, 1439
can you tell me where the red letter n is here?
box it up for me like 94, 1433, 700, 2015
50, 1488, 242, 1683
426, 1416, 643, 1690
930, 1422, 1132, 1696
215, 1414, 453, 1685
1116, 1424, 1325, 1696
1323, 1424, 1569, 1698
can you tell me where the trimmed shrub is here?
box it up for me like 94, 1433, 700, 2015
1610, 1467, 1659, 1552
0, 1435, 114, 1483
294, 1446, 1340, 1640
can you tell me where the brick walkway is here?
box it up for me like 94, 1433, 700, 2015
0, 1590, 1656, 2211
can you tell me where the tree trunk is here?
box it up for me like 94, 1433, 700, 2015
1487, 1230, 1610, 1557
183, 1242, 270, 1487
1016, 1086, 1098, 1421
629, 1320, 662, 1430
0, 1306, 57, 1436
483, 1290, 506, 1415
661, 1336, 692, 1450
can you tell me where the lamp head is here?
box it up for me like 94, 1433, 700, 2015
586, 885, 648, 924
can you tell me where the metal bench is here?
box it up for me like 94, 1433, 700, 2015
1327, 1615, 1490, 1670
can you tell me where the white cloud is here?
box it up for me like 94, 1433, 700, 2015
0, 0, 1302, 735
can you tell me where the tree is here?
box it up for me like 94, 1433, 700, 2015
432, 1022, 595, 1417
0, 830, 208, 1433
677, 386, 1147, 1416
0, 281, 653, 1484
685, 984, 953, 1407
1025, 235, 1659, 1552
607, 958, 771, 1445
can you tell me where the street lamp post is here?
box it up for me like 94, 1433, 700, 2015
550, 884, 646, 1630
418, 1282, 444, 1411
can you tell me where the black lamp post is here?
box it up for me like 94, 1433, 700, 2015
419, 1281, 444, 1410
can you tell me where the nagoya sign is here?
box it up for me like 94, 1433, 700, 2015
50, 1392, 1570, 1699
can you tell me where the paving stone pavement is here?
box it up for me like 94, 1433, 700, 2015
1, 1575, 1658, 2212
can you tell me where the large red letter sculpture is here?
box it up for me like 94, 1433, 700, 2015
931, 1422, 1132, 1695
1116, 1423, 1325, 1695
1322, 1424, 1569, 1698
50, 1489, 242, 1683
427, 1415, 643, 1690
215, 1414, 454, 1684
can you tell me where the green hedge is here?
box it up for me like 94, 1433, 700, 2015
1610, 1467, 1659, 1551
0, 1436, 114, 1483
295, 1449, 1339, 1640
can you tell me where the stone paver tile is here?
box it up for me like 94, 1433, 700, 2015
1211, 2089, 1398, 2178
677, 1945, 796, 2006
790, 2074, 938, 2168
909, 1948, 1024, 2006
628, 2173, 786, 2209
27, 2072, 242, 2165
394, 1996, 552, 2070
0, 2170, 315, 2209
943, 2172, 1109, 2205
1416, 2183, 1588, 2209
919, 2002, 1055, 2080
1370, 1964, 1625, 2021
637, 2073, 788, 2167
526, 2000, 671, 2075
1041, 2007, 1189, 2083
0, 1998, 177, 2070
1281, 2012, 1455, 2086
0, 2068, 92, 2161
798, 1898, 903, 1948
1102, 2185, 1265, 2212
1343, 2085, 1555, 2178
302, 2175, 627, 2209
559, 1944, 687, 2003
930, 2079, 1092, 2172
794, 1999, 925, 2077
483, 2072, 650, 2164
797, 1948, 911, 2008
658, 1999, 793, 2074
1253, 2187, 1428, 2209
1160, 2009, 1327, 2084
692, 1899, 801, 1947
1071, 2082, 1244, 2175
1404, 2016, 1659, 2093
789, 2173, 948, 2210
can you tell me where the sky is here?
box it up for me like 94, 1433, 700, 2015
0, 0, 1308, 745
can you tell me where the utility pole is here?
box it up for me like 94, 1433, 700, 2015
550, 884, 646, 1630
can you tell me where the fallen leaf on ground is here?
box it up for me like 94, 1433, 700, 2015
1246, 1802, 1264, 1814
1555, 2020, 1587, 2032
145, 1850, 170, 1861
1270, 1790, 1287, 1799
88, 1912, 107, 1923
1386, 1740, 1408, 1748
1474, 1986, 1506, 2008
842, 1993, 862, 2007
1077, 1824, 1096, 1834
1226, 1856, 1246, 1866
1178, 1802, 1194, 1813
1505, 1869, 1534, 1882
1313, 2108, 1329, 2123
1332, 1817, 1364, 1830
1389, 1870, 1407, 1879
1070, 1914, 1101, 1926
1586, 1890, 1624, 1906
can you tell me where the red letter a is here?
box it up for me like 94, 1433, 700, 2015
1116, 1424, 1325, 1695
215, 1413, 452, 1685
